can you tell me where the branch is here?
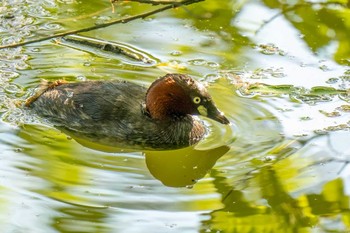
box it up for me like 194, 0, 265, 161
60, 34, 158, 65
0, 0, 204, 49
255, 1, 347, 34
113, 0, 190, 5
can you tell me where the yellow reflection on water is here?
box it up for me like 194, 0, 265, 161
57, 124, 231, 187
145, 146, 229, 187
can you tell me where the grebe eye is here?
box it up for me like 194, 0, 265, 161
193, 97, 201, 104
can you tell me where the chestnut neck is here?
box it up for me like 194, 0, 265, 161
145, 75, 195, 121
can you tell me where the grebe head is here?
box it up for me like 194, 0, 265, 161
145, 74, 229, 124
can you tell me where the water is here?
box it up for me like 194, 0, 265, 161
0, 0, 350, 232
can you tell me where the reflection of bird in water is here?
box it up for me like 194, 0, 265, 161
26, 74, 229, 150
145, 146, 230, 187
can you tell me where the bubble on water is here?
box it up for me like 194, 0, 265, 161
14, 148, 24, 153
339, 93, 350, 102
248, 67, 286, 80
27, 4, 52, 17
314, 129, 328, 135
76, 75, 86, 81
14, 61, 30, 70
40, 23, 62, 30
319, 110, 341, 117
188, 59, 206, 66
326, 77, 338, 84
170, 50, 182, 56
31, 48, 41, 52
207, 62, 220, 68
293, 133, 309, 137
294, 94, 333, 104
2, 36, 21, 45
337, 105, 350, 112
324, 124, 350, 131
263, 155, 276, 162
319, 64, 330, 71
94, 16, 112, 25
1, 71, 19, 79
203, 73, 219, 83
166, 223, 177, 229
257, 43, 286, 56
300, 116, 312, 121
250, 71, 266, 79
4, 83, 21, 94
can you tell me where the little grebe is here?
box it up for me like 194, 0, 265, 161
26, 73, 229, 150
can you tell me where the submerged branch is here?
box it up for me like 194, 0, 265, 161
0, 0, 204, 49
59, 34, 158, 65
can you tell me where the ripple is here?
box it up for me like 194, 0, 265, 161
27, 5, 52, 18
1, 36, 22, 45
339, 93, 350, 102
93, 15, 112, 25
170, 50, 182, 56
256, 43, 286, 56
205, 76, 284, 156
0, 71, 20, 79
326, 77, 339, 84
187, 59, 220, 68
14, 61, 31, 70
39, 23, 63, 30
4, 83, 22, 94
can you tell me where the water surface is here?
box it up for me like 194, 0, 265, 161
0, 0, 350, 232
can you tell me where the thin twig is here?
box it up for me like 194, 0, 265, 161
113, 0, 188, 5
0, 0, 204, 49
111, 0, 116, 13
255, 1, 347, 34
255, 3, 311, 35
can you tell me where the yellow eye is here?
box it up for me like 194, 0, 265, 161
193, 97, 201, 104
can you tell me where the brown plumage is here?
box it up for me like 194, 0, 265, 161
26, 74, 229, 150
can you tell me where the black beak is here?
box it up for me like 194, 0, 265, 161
207, 105, 230, 125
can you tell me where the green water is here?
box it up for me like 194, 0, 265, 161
1, 0, 350, 232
